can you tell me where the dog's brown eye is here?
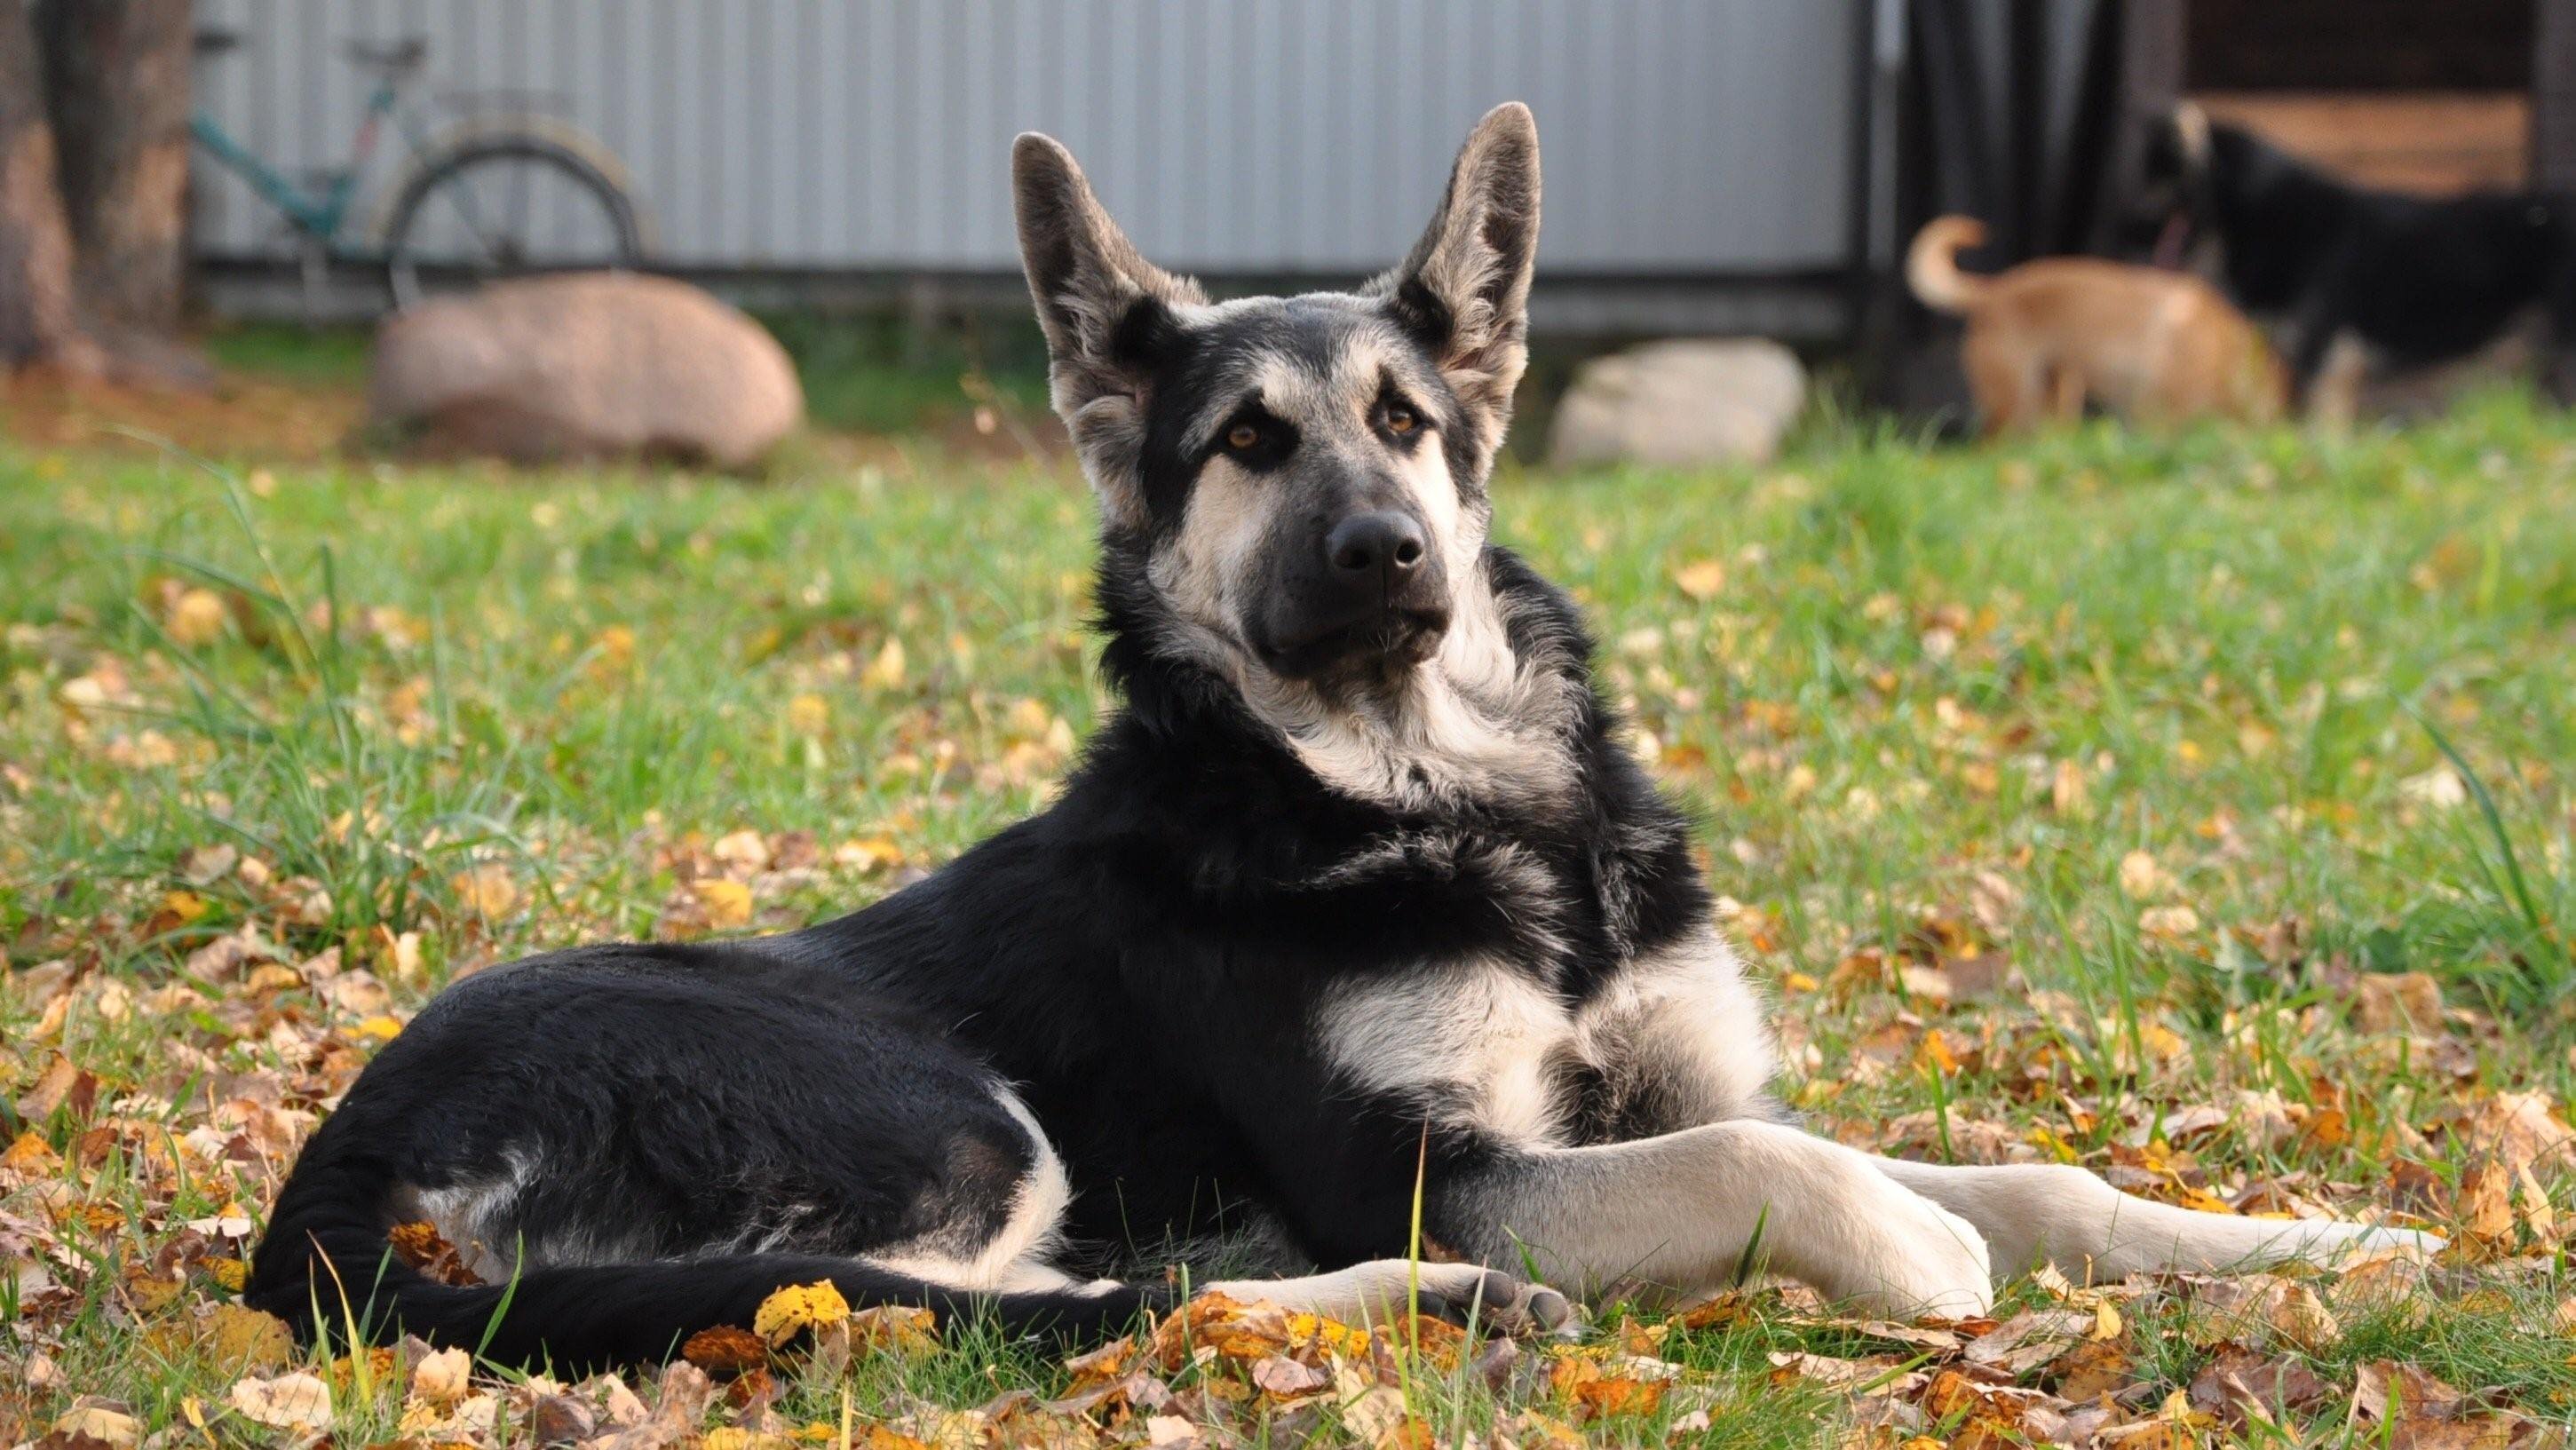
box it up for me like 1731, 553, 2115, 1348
1384, 406, 1417, 435
1226, 423, 1259, 450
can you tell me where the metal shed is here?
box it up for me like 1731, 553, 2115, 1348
189, 0, 1869, 336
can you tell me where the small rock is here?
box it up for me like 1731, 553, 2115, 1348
1548, 337, 1807, 468
370, 272, 804, 468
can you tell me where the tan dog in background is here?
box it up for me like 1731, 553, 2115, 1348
1908, 216, 2284, 434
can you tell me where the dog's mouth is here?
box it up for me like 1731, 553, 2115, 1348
1253, 605, 1452, 682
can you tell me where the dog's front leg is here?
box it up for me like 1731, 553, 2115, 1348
1863, 1156, 2442, 1282
1442, 1120, 1994, 1318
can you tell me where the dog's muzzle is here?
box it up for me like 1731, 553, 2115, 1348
1253, 508, 1451, 678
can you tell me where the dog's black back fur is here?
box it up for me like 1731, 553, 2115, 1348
2168, 119, 2576, 393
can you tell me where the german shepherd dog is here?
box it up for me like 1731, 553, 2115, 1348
249, 105, 2437, 1371
2146, 103, 2576, 410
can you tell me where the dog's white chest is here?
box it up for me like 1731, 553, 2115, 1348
1311, 927, 1775, 1145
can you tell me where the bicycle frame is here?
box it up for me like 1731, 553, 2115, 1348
190, 75, 402, 245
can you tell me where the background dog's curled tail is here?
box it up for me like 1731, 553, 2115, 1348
1906, 216, 1993, 313
243, 1152, 1159, 1371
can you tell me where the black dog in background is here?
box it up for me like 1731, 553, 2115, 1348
2148, 103, 2576, 407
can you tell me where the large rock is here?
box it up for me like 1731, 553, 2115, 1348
1547, 338, 1806, 469
369, 273, 803, 467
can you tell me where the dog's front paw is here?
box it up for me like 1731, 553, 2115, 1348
1205, 1260, 1573, 1335
1414, 1265, 1575, 1336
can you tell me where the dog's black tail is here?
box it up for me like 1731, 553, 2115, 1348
244, 1150, 1161, 1372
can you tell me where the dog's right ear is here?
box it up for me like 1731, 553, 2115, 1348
1013, 133, 1205, 519
2170, 101, 2211, 171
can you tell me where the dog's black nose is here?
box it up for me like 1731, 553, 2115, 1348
1326, 511, 1427, 582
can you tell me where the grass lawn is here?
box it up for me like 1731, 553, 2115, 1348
4, 397, 2576, 1447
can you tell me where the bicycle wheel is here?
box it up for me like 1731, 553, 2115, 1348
384, 137, 644, 309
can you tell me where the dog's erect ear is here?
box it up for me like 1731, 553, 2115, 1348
1374, 102, 1541, 460
1013, 133, 1205, 519
2170, 100, 2211, 171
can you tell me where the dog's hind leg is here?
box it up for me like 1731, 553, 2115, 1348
1962, 326, 2042, 436
2542, 245, 2576, 405
2042, 362, 2089, 424
2306, 331, 2367, 433
1439, 1120, 1994, 1319
1861, 1155, 2441, 1283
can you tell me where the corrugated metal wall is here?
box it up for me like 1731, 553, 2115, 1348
191, 0, 1860, 279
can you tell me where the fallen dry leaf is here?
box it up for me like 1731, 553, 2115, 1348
226, 1370, 333, 1432
753, 1279, 851, 1346
164, 587, 229, 647
2356, 971, 2447, 1035
448, 863, 519, 918
1672, 559, 1727, 600
51, 1400, 140, 1448
386, 1219, 482, 1286
681, 1325, 768, 1375
846, 1303, 940, 1357
693, 877, 755, 930
410, 1343, 472, 1406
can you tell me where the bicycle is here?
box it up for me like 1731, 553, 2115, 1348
190, 30, 649, 312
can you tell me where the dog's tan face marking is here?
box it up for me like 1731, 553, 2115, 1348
1014, 104, 1550, 810
1144, 312, 1491, 667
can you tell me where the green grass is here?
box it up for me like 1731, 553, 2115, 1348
4, 396, 2574, 1446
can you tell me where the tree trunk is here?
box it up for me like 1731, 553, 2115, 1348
0, 0, 99, 372
39, 0, 193, 335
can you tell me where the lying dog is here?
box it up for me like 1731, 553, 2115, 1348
248, 104, 2436, 1371
1908, 215, 2283, 433
2150, 102, 2576, 412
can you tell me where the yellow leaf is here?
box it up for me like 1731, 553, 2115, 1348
167, 587, 228, 647
788, 693, 831, 737
2, 1129, 61, 1175
121, 1266, 185, 1314
593, 624, 637, 668
2090, 1299, 2123, 1341
694, 878, 755, 930
449, 865, 519, 919
754, 1280, 852, 1346
1671, 559, 1727, 600
860, 638, 907, 691
204, 1303, 296, 1371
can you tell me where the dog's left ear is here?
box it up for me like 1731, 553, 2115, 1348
1375, 102, 1542, 460
1013, 132, 1207, 525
